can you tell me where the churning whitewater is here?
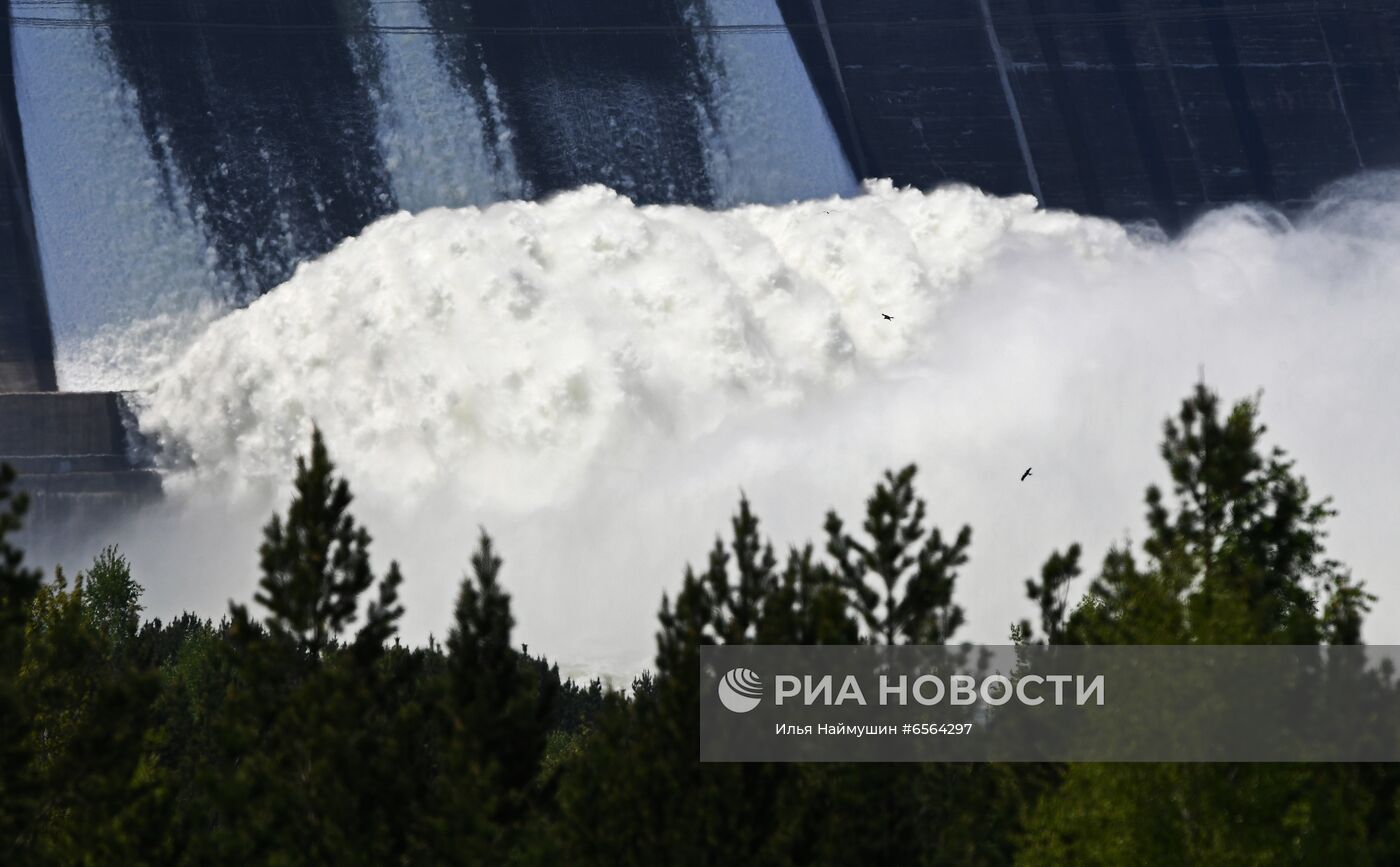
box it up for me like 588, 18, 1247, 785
135, 181, 995, 504
105, 179, 1400, 678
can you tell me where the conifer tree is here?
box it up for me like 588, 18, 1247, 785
825, 465, 971, 644
557, 473, 1003, 865
703, 497, 777, 644
0, 465, 40, 858
1023, 383, 1382, 863
757, 543, 859, 645
1065, 383, 1372, 645
452, 533, 554, 796
1150, 386, 1329, 641
556, 496, 796, 865
417, 531, 556, 863
1017, 544, 1081, 645
7, 381, 1395, 863
204, 428, 409, 865
250, 428, 390, 658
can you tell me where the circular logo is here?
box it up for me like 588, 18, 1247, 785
718, 667, 763, 713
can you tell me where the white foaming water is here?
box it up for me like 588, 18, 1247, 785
691, 0, 859, 205
85, 178, 1400, 680
357, 0, 525, 210
11, 7, 227, 390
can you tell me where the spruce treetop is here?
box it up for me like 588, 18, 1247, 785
252, 428, 401, 657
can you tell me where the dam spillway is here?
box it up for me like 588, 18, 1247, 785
2, 0, 1400, 552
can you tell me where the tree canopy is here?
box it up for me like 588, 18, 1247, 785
0, 383, 1391, 864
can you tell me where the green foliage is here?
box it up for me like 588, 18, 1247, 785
1020, 384, 1385, 863
414, 531, 557, 865
80, 546, 142, 657
539, 729, 586, 780
253, 427, 397, 659
1017, 544, 1082, 645
1020, 764, 1376, 867
554, 476, 1018, 866
444, 532, 551, 798
193, 427, 415, 865
18, 565, 161, 864
0, 464, 41, 859
0, 384, 1394, 864
1064, 384, 1372, 646
826, 465, 971, 644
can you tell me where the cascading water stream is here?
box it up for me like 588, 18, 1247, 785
689, 0, 857, 205
353, 0, 526, 211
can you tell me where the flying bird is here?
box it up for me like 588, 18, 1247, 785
1021, 467, 1032, 481
882, 313, 893, 321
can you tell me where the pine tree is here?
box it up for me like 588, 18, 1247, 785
417, 531, 556, 864
202, 428, 409, 865
701, 497, 776, 644
825, 465, 971, 644
1017, 544, 1081, 645
757, 543, 859, 645
450, 533, 553, 800
251, 428, 388, 659
0, 465, 40, 858
1022, 383, 1382, 863
556, 471, 1012, 865
1065, 383, 1372, 645
555, 496, 793, 865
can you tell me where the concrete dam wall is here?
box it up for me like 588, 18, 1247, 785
779, 0, 1400, 227
0, 11, 53, 393
2, 0, 1399, 550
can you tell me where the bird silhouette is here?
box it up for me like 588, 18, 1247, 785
882, 313, 893, 321
1021, 467, 1032, 481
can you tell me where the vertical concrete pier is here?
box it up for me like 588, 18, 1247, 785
1, 7, 57, 392
2, 10, 160, 557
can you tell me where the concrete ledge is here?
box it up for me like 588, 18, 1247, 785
7, 468, 163, 562
12, 469, 162, 497
1, 390, 161, 557
0, 392, 133, 457
3, 454, 137, 475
